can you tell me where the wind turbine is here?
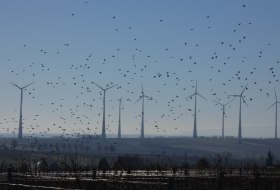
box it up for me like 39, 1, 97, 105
267, 88, 279, 139
135, 84, 152, 139
186, 81, 207, 138
10, 82, 33, 140
93, 82, 117, 139
116, 98, 122, 139
213, 99, 234, 139
228, 84, 248, 144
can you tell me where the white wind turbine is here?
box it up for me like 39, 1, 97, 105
186, 81, 207, 138
135, 84, 152, 139
116, 98, 123, 139
267, 88, 280, 139
10, 82, 33, 140
213, 99, 234, 139
228, 84, 248, 144
93, 82, 117, 139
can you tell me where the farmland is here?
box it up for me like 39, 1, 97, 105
0, 137, 280, 189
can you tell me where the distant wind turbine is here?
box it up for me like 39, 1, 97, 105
186, 81, 207, 138
93, 82, 117, 139
10, 82, 33, 140
228, 84, 248, 144
135, 84, 152, 139
116, 98, 122, 139
267, 88, 279, 139
213, 99, 234, 139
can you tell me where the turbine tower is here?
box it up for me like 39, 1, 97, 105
267, 88, 279, 139
213, 99, 234, 139
93, 82, 117, 139
135, 84, 152, 139
117, 98, 122, 139
10, 82, 33, 140
186, 81, 206, 138
228, 84, 248, 144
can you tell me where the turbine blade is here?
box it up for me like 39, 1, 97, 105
197, 93, 207, 100
241, 96, 248, 108
115, 98, 122, 106
228, 94, 238, 97
10, 82, 21, 89
135, 97, 142, 103
186, 93, 195, 100
241, 84, 248, 95
144, 95, 153, 100
92, 82, 104, 91
225, 98, 234, 106
267, 102, 276, 111
274, 88, 277, 101
105, 84, 117, 91
22, 82, 34, 89
213, 100, 223, 106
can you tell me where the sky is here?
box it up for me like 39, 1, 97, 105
0, 0, 280, 138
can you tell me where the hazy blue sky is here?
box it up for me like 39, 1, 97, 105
0, 0, 280, 138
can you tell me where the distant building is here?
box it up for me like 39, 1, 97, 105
266, 149, 273, 167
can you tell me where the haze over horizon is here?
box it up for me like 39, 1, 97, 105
0, 0, 280, 138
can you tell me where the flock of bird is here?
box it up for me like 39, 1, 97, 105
0, 1, 279, 140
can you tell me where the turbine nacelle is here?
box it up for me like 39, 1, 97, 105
135, 84, 153, 103
186, 93, 207, 101
186, 81, 207, 101
228, 84, 249, 108
92, 82, 118, 92
213, 98, 234, 108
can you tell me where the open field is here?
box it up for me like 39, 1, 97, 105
1, 137, 280, 189
0, 137, 279, 164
